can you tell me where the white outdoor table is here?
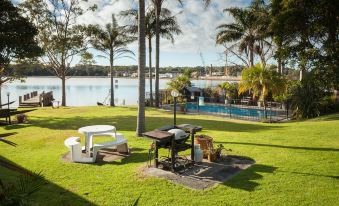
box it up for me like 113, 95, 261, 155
78, 125, 116, 158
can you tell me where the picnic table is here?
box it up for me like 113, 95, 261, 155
78, 125, 116, 158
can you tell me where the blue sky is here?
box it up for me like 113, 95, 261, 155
15, 0, 251, 67
76, 0, 251, 67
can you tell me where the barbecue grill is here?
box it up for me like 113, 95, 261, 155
143, 124, 202, 172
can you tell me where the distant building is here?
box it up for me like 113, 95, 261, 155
159, 73, 179, 78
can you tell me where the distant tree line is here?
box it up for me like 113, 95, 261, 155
9, 64, 256, 77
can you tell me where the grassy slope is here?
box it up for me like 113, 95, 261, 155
0, 107, 338, 206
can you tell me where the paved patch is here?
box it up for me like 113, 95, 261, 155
141, 155, 255, 190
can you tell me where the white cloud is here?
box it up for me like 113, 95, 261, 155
17, 0, 249, 66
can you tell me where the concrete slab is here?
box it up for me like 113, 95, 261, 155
141, 155, 255, 190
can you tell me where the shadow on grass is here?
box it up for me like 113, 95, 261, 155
11, 114, 283, 133
279, 170, 339, 179
223, 164, 277, 191
0, 132, 17, 147
94, 151, 149, 166
222, 142, 339, 152
0, 156, 96, 205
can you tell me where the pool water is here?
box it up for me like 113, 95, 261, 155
185, 102, 278, 118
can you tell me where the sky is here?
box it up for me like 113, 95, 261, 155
76, 0, 252, 67
16, 0, 252, 67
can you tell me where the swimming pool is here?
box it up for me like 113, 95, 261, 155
185, 102, 285, 120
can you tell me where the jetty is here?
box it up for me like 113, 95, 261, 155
19, 91, 54, 108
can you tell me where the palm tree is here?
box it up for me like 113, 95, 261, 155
121, 7, 182, 107
216, 8, 258, 67
153, 0, 211, 107
136, 0, 146, 136
87, 14, 135, 106
167, 75, 191, 94
238, 64, 286, 106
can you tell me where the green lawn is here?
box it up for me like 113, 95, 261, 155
0, 107, 338, 205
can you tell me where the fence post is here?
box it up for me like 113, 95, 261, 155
229, 102, 232, 118
197, 97, 199, 114
269, 101, 272, 123
264, 101, 267, 119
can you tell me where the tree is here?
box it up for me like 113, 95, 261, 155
167, 75, 191, 95
86, 14, 135, 106
136, 0, 146, 136
216, 7, 258, 67
121, 7, 182, 107
79, 52, 96, 66
218, 82, 238, 100
20, 0, 97, 106
270, 0, 338, 84
153, 0, 211, 108
238, 64, 286, 106
0, 0, 42, 107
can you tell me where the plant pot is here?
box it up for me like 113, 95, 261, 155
16, 114, 26, 123
195, 135, 213, 158
208, 152, 217, 162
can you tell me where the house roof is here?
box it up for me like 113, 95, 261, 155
185, 86, 202, 93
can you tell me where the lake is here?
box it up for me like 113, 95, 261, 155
1, 77, 227, 107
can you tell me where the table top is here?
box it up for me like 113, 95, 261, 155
78, 125, 116, 134
142, 130, 174, 141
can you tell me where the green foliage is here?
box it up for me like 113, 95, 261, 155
203, 87, 220, 100
270, 0, 339, 85
79, 52, 95, 66
86, 14, 136, 64
1, 107, 339, 205
239, 64, 286, 102
0, 172, 44, 206
219, 82, 239, 99
0, 0, 42, 84
290, 74, 329, 119
167, 75, 191, 94
273, 80, 298, 102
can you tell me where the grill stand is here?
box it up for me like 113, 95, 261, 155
143, 124, 202, 172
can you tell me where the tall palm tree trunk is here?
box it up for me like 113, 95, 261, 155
136, 0, 146, 136
154, 1, 161, 108
148, 37, 153, 107
109, 51, 115, 107
249, 44, 254, 67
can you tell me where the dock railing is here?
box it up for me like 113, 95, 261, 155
19, 91, 53, 107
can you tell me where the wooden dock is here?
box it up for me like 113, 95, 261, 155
19, 91, 54, 108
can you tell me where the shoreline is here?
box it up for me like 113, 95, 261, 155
21, 76, 241, 81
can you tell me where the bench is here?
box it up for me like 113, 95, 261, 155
64, 137, 95, 163
92, 133, 128, 159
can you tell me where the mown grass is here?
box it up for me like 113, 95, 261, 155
0, 107, 338, 205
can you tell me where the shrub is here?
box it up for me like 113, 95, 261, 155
290, 75, 324, 119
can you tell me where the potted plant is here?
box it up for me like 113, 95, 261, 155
16, 114, 27, 123
208, 149, 217, 162
215, 144, 224, 159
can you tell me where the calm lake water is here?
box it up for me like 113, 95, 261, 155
1, 77, 226, 107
